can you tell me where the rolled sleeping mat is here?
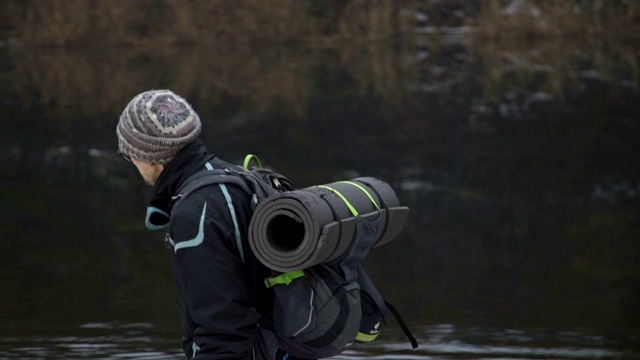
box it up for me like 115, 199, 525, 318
248, 177, 410, 272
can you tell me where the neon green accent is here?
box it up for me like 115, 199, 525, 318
317, 185, 359, 216
338, 181, 380, 209
355, 331, 381, 343
374, 321, 381, 330
243, 154, 262, 170
264, 270, 305, 288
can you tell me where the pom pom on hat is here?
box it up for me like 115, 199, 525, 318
116, 89, 201, 164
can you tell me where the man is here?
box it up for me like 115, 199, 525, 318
116, 89, 284, 359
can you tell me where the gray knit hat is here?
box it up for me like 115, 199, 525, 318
116, 89, 201, 164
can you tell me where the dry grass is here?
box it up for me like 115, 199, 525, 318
4, 1, 638, 46
474, 38, 639, 105
8, 36, 636, 131
5, 45, 319, 120
4, 0, 412, 46
4, 37, 424, 125
2, 1, 637, 132
475, 0, 640, 40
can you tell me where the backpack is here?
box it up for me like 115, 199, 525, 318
174, 154, 418, 358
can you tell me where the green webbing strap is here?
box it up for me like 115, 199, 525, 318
264, 270, 305, 288
356, 330, 381, 343
317, 181, 381, 216
317, 185, 359, 216
243, 154, 262, 170
337, 181, 380, 210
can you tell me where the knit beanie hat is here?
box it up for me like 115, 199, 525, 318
116, 89, 201, 164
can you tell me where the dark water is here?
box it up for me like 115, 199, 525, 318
2, 34, 639, 359
2, 323, 637, 359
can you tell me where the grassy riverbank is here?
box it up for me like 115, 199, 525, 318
2, 0, 638, 46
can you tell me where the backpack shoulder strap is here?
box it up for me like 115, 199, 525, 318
171, 161, 253, 209
241, 154, 296, 201
171, 155, 296, 210
168, 159, 256, 264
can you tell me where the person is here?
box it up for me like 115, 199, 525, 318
116, 89, 286, 359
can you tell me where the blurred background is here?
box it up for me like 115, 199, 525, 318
1, 1, 639, 359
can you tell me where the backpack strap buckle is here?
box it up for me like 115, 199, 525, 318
264, 270, 305, 288
251, 194, 260, 210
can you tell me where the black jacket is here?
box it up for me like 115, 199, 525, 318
148, 140, 277, 359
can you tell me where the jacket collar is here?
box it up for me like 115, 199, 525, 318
153, 139, 213, 200
145, 139, 213, 230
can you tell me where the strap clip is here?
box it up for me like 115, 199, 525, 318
264, 270, 305, 288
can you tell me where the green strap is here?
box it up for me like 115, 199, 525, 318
243, 154, 262, 170
356, 330, 382, 343
317, 181, 380, 216
317, 185, 359, 216
264, 270, 305, 288
338, 181, 380, 209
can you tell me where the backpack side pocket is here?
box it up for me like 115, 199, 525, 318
267, 266, 361, 359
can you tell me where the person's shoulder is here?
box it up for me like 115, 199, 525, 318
168, 186, 226, 242
172, 184, 224, 217
172, 182, 250, 219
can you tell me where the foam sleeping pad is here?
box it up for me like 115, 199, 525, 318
248, 177, 410, 272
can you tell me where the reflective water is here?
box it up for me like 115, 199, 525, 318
2, 323, 638, 359
2, 33, 639, 359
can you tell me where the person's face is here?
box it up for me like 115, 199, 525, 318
131, 158, 165, 186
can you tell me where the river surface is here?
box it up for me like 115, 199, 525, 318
2, 322, 638, 359
2, 34, 639, 359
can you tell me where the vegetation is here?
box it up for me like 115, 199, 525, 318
475, 0, 639, 40
2, 0, 638, 46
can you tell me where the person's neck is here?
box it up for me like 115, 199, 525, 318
152, 139, 212, 199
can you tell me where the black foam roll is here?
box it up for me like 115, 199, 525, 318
248, 177, 409, 272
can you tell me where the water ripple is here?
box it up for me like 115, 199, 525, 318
1, 323, 638, 359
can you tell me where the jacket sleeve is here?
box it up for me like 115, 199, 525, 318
170, 186, 260, 359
